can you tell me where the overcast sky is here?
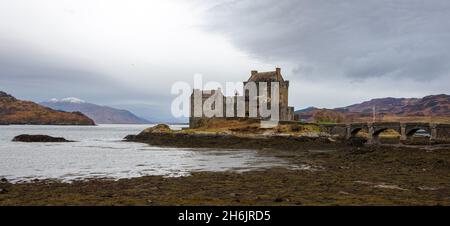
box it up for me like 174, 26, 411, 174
1, 0, 449, 122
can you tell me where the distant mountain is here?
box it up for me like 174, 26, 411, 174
0, 91, 95, 125
40, 98, 150, 124
336, 94, 449, 116
396, 94, 449, 116
295, 106, 318, 113
295, 108, 347, 123
295, 94, 450, 123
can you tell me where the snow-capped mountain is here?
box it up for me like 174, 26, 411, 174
0, 91, 94, 125
48, 97, 86, 104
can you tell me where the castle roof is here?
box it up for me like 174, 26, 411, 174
247, 68, 284, 82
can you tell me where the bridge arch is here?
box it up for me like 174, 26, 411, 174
406, 128, 430, 136
370, 127, 389, 144
368, 123, 402, 144
400, 123, 433, 142
404, 127, 432, 141
350, 128, 363, 136
346, 123, 369, 140
373, 128, 388, 137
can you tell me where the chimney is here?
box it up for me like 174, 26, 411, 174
275, 67, 281, 80
251, 70, 258, 76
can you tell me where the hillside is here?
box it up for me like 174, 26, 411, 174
40, 98, 150, 124
296, 94, 450, 123
0, 91, 95, 125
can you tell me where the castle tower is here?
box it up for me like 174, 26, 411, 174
245, 67, 292, 121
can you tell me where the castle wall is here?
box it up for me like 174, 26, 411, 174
278, 81, 289, 121
287, 107, 294, 121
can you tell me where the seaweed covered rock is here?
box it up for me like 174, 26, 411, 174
346, 137, 367, 147
141, 124, 172, 134
12, 134, 73, 142
125, 124, 174, 142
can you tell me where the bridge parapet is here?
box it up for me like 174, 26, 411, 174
325, 122, 450, 144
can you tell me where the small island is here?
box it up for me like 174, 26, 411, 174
124, 120, 344, 151
12, 134, 74, 142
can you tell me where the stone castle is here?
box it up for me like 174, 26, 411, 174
189, 68, 294, 128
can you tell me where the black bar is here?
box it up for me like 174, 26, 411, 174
1, 206, 447, 225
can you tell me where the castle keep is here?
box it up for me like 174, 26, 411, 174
189, 68, 294, 128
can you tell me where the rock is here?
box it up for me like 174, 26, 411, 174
317, 136, 331, 143
373, 184, 408, 191
418, 186, 440, 191
274, 197, 285, 202
123, 135, 137, 140
142, 124, 172, 134
296, 136, 314, 142
0, 178, 7, 183
0, 188, 7, 194
346, 137, 367, 147
302, 132, 320, 138
12, 134, 74, 142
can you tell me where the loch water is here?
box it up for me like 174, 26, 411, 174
0, 124, 289, 183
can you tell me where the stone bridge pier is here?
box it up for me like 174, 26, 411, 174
323, 122, 450, 145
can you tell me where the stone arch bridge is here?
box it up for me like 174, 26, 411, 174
322, 122, 450, 144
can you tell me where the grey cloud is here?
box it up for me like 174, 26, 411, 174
0, 38, 158, 106
203, 0, 450, 82
1, 0, 448, 118
0, 38, 179, 121
0, 41, 114, 99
